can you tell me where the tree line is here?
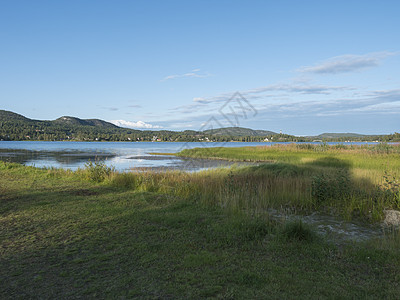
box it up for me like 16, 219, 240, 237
1, 120, 399, 142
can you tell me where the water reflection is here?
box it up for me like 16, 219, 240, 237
0, 141, 380, 172
0, 148, 252, 172
126, 155, 254, 171
0, 149, 116, 167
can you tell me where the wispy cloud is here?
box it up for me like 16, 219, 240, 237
345, 89, 400, 113
246, 83, 354, 95
188, 82, 353, 106
367, 88, 400, 99
350, 101, 400, 113
128, 104, 142, 108
161, 69, 212, 81
169, 84, 400, 128
101, 106, 119, 111
298, 51, 397, 74
110, 119, 163, 129
256, 88, 400, 117
161, 90, 399, 130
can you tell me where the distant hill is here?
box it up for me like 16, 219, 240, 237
1, 109, 398, 142
203, 127, 277, 136
314, 133, 368, 139
0, 110, 31, 122
0, 110, 127, 141
0, 110, 119, 129
54, 116, 119, 129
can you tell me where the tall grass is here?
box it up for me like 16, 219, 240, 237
104, 168, 397, 223
76, 143, 400, 223
178, 143, 400, 171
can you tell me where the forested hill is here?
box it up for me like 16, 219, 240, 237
53, 116, 120, 129
0, 110, 119, 129
0, 110, 281, 142
203, 127, 277, 136
0, 109, 399, 142
314, 133, 368, 139
0, 110, 142, 141
0, 110, 31, 122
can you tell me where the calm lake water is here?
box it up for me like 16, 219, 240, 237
0, 141, 379, 172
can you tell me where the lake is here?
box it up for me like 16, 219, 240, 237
0, 141, 379, 172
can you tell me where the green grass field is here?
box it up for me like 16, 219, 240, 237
1, 143, 400, 298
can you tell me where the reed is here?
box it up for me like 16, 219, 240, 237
106, 165, 398, 223
61, 143, 398, 223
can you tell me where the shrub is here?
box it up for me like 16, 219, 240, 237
83, 160, 115, 182
381, 171, 400, 208
311, 169, 351, 203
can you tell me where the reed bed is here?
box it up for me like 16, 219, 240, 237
99, 143, 400, 223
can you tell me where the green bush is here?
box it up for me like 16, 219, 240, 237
311, 169, 351, 203
83, 160, 115, 182
382, 171, 400, 208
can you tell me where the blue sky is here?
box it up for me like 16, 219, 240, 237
1, 0, 399, 135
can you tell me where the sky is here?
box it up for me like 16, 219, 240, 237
1, 0, 399, 135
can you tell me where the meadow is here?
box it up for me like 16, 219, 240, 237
175, 143, 400, 221
1, 143, 400, 298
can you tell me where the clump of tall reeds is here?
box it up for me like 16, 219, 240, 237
80, 160, 115, 182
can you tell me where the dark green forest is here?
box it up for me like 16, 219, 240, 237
1, 110, 399, 142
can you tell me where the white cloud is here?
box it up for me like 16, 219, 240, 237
193, 97, 207, 103
110, 119, 163, 129
254, 88, 400, 118
172, 85, 400, 123
187, 83, 353, 107
349, 101, 400, 113
101, 106, 119, 111
298, 51, 397, 74
246, 83, 353, 95
161, 69, 212, 81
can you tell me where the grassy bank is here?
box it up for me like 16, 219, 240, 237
1, 161, 400, 298
174, 143, 400, 221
